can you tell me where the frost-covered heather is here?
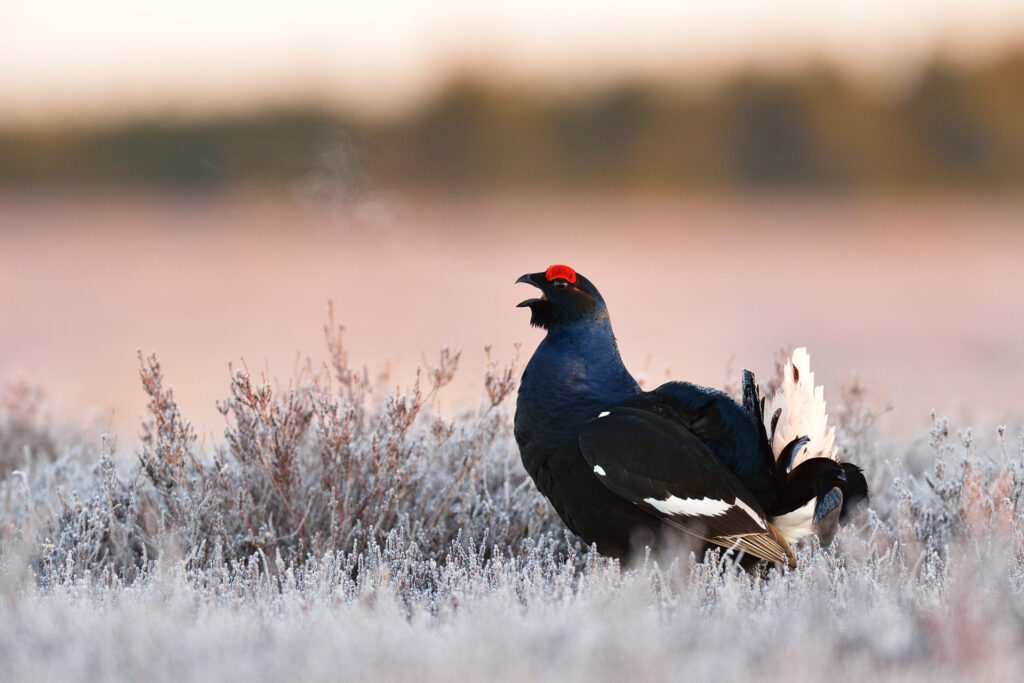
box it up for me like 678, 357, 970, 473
1, 319, 1023, 682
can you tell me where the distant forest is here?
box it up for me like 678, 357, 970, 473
2, 53, 1023, 192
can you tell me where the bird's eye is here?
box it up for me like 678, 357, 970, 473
552, 279, 569, 289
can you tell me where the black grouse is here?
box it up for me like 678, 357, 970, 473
513, 264, 868, 566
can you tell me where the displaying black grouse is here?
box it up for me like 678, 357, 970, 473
514, 265, 868, 566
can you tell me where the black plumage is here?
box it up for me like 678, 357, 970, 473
513, 265, 868, 566
770, 458, 848, 545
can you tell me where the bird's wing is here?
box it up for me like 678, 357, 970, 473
579, 407, 795, 566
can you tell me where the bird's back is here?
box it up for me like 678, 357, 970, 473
644, 381, 773, 494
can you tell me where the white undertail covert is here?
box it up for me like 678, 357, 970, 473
767, 348, 838, 470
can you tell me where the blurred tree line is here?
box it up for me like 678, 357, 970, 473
1, 52, 1023, 193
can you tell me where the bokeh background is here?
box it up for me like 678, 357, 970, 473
2, 1, 1023, 444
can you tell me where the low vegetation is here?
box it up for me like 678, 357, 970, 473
0, 312, 1022, 681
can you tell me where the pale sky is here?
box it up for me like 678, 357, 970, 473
2, 1, 1024, 124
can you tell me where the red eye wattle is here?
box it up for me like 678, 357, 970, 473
545, 265, 576, 283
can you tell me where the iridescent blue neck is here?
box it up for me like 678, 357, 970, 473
520, 315, 641, 430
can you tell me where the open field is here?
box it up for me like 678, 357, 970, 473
0, 319, 1023, 681
1, 192, 1023, 680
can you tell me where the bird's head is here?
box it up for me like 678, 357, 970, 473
516, 265, 607, 330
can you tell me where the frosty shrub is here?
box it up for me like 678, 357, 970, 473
1, 314, 1023, 681
5, 306, 563, 587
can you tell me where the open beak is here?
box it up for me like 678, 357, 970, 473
516, 272, 545, 307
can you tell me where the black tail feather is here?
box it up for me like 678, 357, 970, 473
778, 436, 810, 475
745, 368, 869, 539
742, 369, 776, 477
839, 463, 869, 522
741, 369, 759, 416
